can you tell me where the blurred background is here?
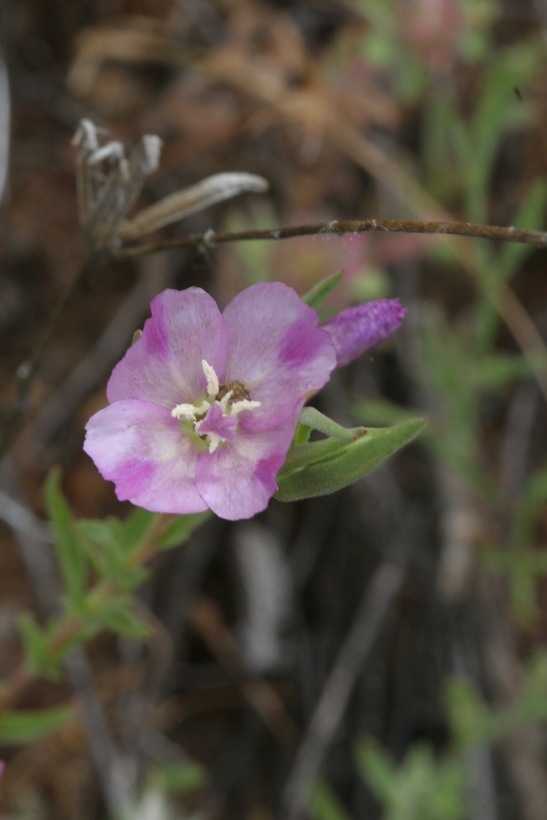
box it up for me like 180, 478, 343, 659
1, 1, 547, 818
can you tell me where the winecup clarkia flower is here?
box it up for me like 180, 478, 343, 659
84, 283, 405, 520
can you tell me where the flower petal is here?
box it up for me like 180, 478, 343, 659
322, 299, 406, 367
222, 282, 336, 430
196, 419, 297, 520
84, 400, 207, 514
107, 288, 228, 408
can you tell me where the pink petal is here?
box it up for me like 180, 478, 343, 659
222, 283, 336, 430
196, 418, 297, 520
107, 288, 228, 408
322, 299, 406, 367
84, 400, 207, 514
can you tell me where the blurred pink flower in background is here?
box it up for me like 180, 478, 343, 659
400, 0, 464, 71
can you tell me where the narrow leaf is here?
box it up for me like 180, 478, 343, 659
0, 705, 73, 745
44, 469, 86, 604
74, 519, 127, 579
156, 511, 211, 549
102, 607, 150, 639
309, 781, 351, 820
121, 508, 157, 547
18, 612, 48, 675
302, 272, 343, 310
355, 739, 396, 802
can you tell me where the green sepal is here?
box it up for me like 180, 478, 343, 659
298, 407, 357, 442
276, 417, 426, 502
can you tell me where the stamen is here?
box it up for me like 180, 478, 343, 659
230, 399, 262, 416
172, 366, 261, 453
202, 360, 219, 396
172, 400, 209, 420
218, 390, 234, 411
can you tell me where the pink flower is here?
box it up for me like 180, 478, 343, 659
84, 283, 405, 520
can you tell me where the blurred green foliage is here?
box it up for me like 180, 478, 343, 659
311, 653, 547, 820
315, 2, 547, 818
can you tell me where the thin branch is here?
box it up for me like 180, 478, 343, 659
0, 249, 109, 457
116, 218, 547, 258
116, 216, 547, 405
280, 559, 406, 820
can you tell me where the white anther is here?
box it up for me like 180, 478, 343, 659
230, 399, 261, 416
171, 403, 199, 421
218, 390, 233, 411
172, 395, 212, 421
202, 360, 219, 396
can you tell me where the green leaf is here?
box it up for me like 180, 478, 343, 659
446, 680, 496, 746
101, 606, 150, 639
355, 739, 396, 802
518, 652, 547, 722
18, 612, 78, 679
496, 179, 547, 280
77, 511, 210, 565
0, 705, 73, 745
513, 464, 547, 546
356, 739, 466, 820
44, 469, 86, 606
74, 519, 126, 576
302, 272, 343, 310
18, 612, 49, 676
152, 760, 207, 795
275, 418, 426, 502
471, 351, 547, 389
309, 781, 351, 820
156, 511, 211, 549
121, 508, 158, 547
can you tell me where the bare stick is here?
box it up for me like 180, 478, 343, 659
281, 559, 406, 820
0, 250, 108, 457
117, 218, 547, 258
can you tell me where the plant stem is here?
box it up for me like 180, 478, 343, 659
116, 218, 547, 258
0, 249, 110, 457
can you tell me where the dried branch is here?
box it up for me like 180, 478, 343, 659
0, 250, 108, 457
116, 218, 547, 258
281, 559, 406, 820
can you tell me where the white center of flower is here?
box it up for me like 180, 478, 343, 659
171, 359, 261, 453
